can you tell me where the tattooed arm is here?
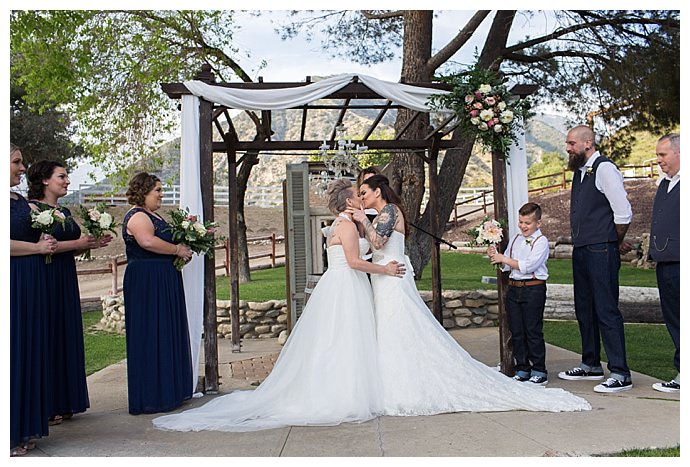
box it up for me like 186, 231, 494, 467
360, 203, 398, 250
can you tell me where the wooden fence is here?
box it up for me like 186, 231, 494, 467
450, 163, 659, 226
79, 234, 285, 305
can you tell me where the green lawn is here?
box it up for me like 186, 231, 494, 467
216, 251, 658, 301
82, 311, 127, 376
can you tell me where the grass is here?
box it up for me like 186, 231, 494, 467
216, 252, 658, 301
82, 310, 127, 376
610, 445, 680, 457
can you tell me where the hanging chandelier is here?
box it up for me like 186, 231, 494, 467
312, 124, 367, 196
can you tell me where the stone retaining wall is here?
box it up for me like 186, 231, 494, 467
98, 290, 501, 339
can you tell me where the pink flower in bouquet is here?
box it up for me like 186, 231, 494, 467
485, 96, 496, 106
479, 220, 503, 244
88, 209, 101, 221
469, 109, 479, 118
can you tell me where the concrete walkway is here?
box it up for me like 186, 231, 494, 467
28, 327, 679, 457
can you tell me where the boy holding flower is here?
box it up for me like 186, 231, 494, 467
488, 202, 550, 385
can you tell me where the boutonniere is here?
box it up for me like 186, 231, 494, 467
584, 167, 594, 177
524, 238, 533, 246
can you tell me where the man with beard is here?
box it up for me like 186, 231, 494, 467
558, 125, 634, 393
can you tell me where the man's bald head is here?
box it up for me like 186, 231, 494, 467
565, 125, 597, 171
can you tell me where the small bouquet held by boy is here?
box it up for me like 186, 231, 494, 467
30, 205, 66, 264
467, 216, 504, 270
77, 203, 119, 260
167, 207, 222, 270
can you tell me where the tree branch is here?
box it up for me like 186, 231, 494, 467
504, 50, 611, 65
360, 10, 404, 20
427, 10, 491, 73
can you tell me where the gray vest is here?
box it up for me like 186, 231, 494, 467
570, 157, 619, 247
649, 179, 680, 262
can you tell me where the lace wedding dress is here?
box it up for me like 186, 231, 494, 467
370, 231, 591, 415
153, 227, 382, 432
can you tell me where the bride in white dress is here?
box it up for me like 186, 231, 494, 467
349, 174, 591, 415
152, 179, 404, 432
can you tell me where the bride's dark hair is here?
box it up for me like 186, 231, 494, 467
361, 174, 407, 231
326, 178, 354, 215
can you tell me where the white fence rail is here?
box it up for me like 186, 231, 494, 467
78, 183, 491, 208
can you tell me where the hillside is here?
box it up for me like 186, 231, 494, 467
444, 179, 657, 243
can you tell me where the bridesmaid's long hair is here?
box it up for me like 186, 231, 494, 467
27, 159, 65, 200
361, 174, 408, 232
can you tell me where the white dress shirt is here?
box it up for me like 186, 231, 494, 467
578, 152, 633, 225
501, 229, 549, 280
657, 170, 680, 192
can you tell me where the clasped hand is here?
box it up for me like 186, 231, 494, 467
176, 244, 193, 262
38, 233, 58, 255
385, 260, 406, 278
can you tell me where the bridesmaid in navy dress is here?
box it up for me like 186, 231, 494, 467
26, 160, 113, 425
122, 172, 194, 414
9, 144, 57, 456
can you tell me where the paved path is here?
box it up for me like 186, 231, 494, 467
26, 327, 679, 457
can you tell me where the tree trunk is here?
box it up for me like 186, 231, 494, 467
406, 11, 516, 276
391, 10, 433, 277
236, 149, 260, 284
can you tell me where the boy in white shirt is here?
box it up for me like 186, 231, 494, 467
488, 203, 550, 385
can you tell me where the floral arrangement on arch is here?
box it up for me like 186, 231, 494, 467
429, 64, 533, 155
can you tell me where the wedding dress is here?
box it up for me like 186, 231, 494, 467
153, 224, 382, 432
370, 230, 591, 415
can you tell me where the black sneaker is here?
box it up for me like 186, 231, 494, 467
594, 378, 633, 393
558, 367, 605, 381
652, 380, 680, 393
513, 374, 529, 382
528, 375, 548, 385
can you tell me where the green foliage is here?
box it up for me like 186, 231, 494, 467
527, 152, 570, 189
611, 445, 679, 457
431, 64, 534, 154
167, 208, 223, 270
10, 10, 246, 181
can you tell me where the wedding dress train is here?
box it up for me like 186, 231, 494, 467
370, 231, 591, 415
153, 237, 382, 432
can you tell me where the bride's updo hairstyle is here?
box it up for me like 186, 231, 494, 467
361, 174, 408, 228
326, 178, 354, 215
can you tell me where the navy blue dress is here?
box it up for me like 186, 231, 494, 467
31, 202, 90, 419
122, 207, 193, 415
10, 194, 50, 448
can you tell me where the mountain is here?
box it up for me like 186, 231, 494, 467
85, 110, 568, 190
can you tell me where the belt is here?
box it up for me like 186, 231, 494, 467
508, 279, 546, 287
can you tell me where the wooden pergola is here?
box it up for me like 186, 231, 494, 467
161, 64, 525, 392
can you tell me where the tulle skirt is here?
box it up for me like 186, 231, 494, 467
153, 264, 382, 432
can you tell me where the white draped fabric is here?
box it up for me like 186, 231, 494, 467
183, 74, 451, 112
505, 126, 529, 239
180, 95, 204, 397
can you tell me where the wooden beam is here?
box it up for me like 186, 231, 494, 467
363, 100, 392, 140
428, 134, 443, 325
424, 114, 456, 140
329, 98, 352, 142
300, 106, 308, 141
491, 148, 514, 377
225, 133, 242, 353
211, 139, 459, 152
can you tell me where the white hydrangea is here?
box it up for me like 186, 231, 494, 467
99, 212, 113, 229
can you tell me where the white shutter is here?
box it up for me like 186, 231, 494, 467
285, 163, 312, 327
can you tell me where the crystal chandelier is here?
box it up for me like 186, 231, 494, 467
312, 124, 367, 196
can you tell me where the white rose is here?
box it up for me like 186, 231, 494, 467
478, 84, 492, 94
464, 94, 474, 104
497, 101, 507, 111
36, 210, 54, 226
499, 110, 514, 123
88, 209, 101, 221
493, 124, 503, 133
181, 220, 190, 230
478, 122, 489, 131
193, 222, 207, 235
99, 212, 113, 229
479, 109, 494, 121
470, 116, 481, 126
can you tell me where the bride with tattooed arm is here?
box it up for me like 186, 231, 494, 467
347, 174, 591, 415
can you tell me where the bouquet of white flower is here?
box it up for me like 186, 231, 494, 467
466, 216, 504, 247
77, 203, 119, 260
167, 208, 222, 271
30, 205, 65, 264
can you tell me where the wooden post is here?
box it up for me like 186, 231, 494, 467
428, 135, 443, 324
271, 233, 276, 268
491, 149, 513, 376
225, 238, 230, 277
110, 258, 118, 295
226, 133, 241, 353
196, 64, 219, 393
